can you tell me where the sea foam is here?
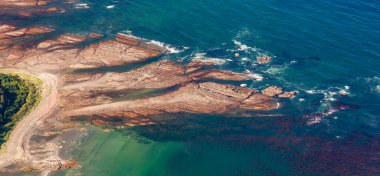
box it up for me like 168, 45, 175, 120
75, 3, 90, 9
106, 5, 115, 9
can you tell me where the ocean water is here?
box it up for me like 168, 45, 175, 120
2, 0, 380, 175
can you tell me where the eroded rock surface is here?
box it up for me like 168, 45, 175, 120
0, 21, 295, 174
64, 82, 277, 118
0, 26, 166, 70
262, 86, 283, 97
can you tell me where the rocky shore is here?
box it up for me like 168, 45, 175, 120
0, 20, 297, 174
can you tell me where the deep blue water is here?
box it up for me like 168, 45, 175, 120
3, 0, 380, 175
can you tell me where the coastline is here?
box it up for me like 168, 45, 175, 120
0, 69, 60, 175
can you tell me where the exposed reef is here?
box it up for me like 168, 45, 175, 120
0, 31, 165, 70
0, 22, 296, 174
0, 0, 50, 7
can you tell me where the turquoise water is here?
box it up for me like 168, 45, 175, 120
2, 0, 380, 175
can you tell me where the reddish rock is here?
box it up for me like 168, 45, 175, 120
18, 12, 33, 17
116, 33, 142, 46
0, 24, 16, 33
87, 33, 103, 39
25, 27, 54, 35
46, 7, 60, 12
0, 39, 13, 50
190, 70, 253, 81
279, 91, 298, 98
257, 56, 272, 64
262, 86, 283, 97
57, 34, 86, 44
0, 0, 50, 7
5, 28, 28, 37
188, 60, 216, 67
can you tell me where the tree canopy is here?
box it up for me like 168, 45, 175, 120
0, 74, 40, 144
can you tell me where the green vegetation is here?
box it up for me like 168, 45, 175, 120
0, 73, 41, 145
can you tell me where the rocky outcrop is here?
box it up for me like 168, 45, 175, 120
262, 86, 283, 97
65, 82, 277, 118
0, 28, 166, 70
262, 86, 297, 98
257, 56, 272, 64
0, 0, 50, 7
61, 61, 255, 93
278, 91, 298, 98
190, 70, 254, 81
0, 25, 53, 39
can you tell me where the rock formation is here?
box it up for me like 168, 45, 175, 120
257, 56, 272, 64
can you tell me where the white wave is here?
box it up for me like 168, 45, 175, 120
118, 30, 185, 54
245, 69, 263, 81
276, 102, 281, 109
240, 84, 247, 87
241, 57, 249, 61
305, 90, 317, 94
361, 76, 380, 94
106, 5, 115, 9
307, 116, 322, 126
147, 40, 184, 54
191, 53, 227, 65
364, 76, 380, 83
232, 40, 252, 51
235, 28, 251, 38
75, 3, 90, 9
265, 66, 287, 75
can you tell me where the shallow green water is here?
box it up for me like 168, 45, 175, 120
59, 123, 292, 176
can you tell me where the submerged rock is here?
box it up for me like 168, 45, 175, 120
25, 27, 54, 35
87, 33, 103, 39
279, 91, 298, 98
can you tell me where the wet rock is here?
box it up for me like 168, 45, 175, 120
257, 56, 272, 64
87, 33, 103, 39
18, 11, 33, 17
262, 86, 283, 97
116, 33, 142, 46
102, 129, 112, 132
5, 28, 28, 37
0, 24, 16, 33
190, 70, 254, 81
187, 60, 216, 67
37, 34, 85, 50
46, 7, 60, 12
0, 25, 53, 40
0, 0, 50, 7
25, 27, 54, 35
338, 90, 348, 96
65, 82, 278, 118
186, 60, 217, 73
57, 34, 86, 44
0, 39, 13, 50
279, 91, 298, 98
